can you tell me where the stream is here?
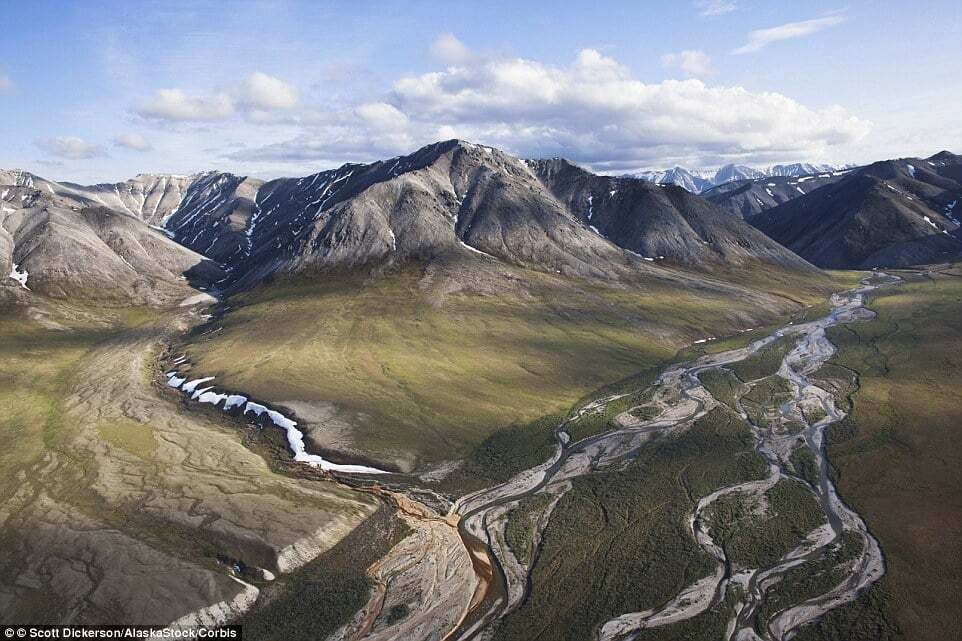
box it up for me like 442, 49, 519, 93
439, 271, 897, 641
166, 272, 898, 640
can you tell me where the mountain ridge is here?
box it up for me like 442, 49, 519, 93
749, 152, 962, 268
25, 139, 812, 293
176, 140, 821, 289
633, 161, 852, 193
8, 142, 960, 291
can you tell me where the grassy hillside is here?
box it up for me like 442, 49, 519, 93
797, 266, 962, 641
180, 261, 840, 471
0, 302, 156, 506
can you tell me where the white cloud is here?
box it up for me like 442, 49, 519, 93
233, 46, 871, 172
356, 102, 409, 132
733, 15, 846, 54
36, 136, 106, 160
237, 71, 298, 110
431, 33, 471, 64
226, 103, 417, 166
138, 72, 298, 122
390, 48, 870, 168
114, 133, 152, 151
138, 88, 235, 121
696, 0, 736, 17
662, 50, 713, 77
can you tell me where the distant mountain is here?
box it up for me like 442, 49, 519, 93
704, 170, 851, 219
768, 162, 841, 177
632, 162, 851, 193
632, 167, 714, 194
713, 164, 767, 185
749, 152, 962, 268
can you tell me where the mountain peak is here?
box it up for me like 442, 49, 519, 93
631, 161, 848, 193
928, 150, 959, 163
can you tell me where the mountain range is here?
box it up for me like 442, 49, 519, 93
703, 171, 850, 219
3, 143, 961, 304
633, 162, 850, 194
1, 140, 818, 303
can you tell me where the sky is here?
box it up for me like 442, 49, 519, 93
0, 0, 959, 183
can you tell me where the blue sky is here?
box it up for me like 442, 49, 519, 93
1, 0, 959, 182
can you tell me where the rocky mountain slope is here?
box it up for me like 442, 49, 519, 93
156, 141, 820, 291
1, 176, 222, 303
703, 170, 850, 218
528, 158, 817, 271
749, 152, 962, 268
0, 169, 198, 225
181, 141, 643, 289
163, 172, 264, 265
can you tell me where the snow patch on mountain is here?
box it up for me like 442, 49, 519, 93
8, 263, 29, 289
633, 161, 850, 193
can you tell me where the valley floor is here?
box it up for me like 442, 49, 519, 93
799, 265, 962, 641
2, 263, 958, 641
448, 270, 890, 641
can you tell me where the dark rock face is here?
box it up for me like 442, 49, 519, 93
528, 158, 818, 271
704, 172, 847, 219
164, 172, 263, 265
750, 153, 962, 268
